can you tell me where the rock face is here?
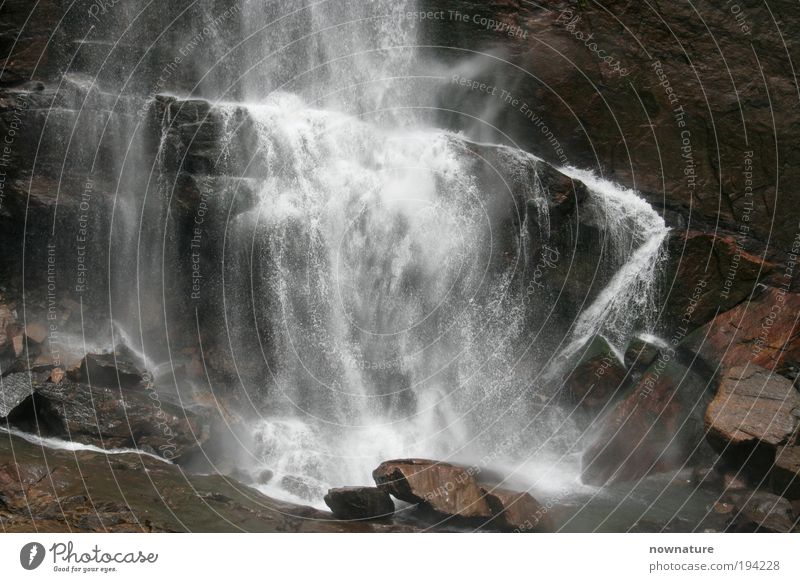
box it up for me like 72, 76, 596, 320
324, 487, 395, 520
372, 458, 554, 531
374, 459, 491, 519
705, 366, 800, 450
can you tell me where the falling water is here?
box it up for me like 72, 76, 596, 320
28, 0, 672, 506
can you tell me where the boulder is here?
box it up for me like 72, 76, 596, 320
373, 459, 492, 519
481, 486, 554, 532
772, 446, 800, 500
624, 336, 662, 371
582, 355, 713, 486
563, 335, 628, 412
324, 486, 394, 520
705, 366, 800, 453
67, 352, 147, 389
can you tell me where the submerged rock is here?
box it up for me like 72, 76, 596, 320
324, 486, 394, 520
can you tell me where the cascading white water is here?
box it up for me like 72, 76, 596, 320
558, 167, 669, 359
81, 0, 671, 505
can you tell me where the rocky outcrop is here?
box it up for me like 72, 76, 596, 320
704, 366, 800, 478
1, 351, 210, 460
374, 458, 492, 519
324, 486, 395, 520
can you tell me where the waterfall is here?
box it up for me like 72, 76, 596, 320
36, 0, 671, 506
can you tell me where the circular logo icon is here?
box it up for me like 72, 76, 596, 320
20, 542, 46, 570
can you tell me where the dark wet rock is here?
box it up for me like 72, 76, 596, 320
67, 352, 147, 389
705, 366, 800, 473
0, 431, 420, 532
727, 491, 798, 533
772, 446, 800, 500
582, 354, 714, 486
373, 458, 492, 519
481, 486, 554, 533
324, 486, 394, 520
563, 335, 628, 412
662, 232, 774, 330
5, 380, 208, 460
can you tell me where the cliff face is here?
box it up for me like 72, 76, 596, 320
424, 0, 799, 252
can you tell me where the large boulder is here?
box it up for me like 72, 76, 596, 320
582, 354, 714, 486
323, 486, 394, 520
705, 366, 800, 468
563, 335, 628, 412
373, 459, 492, 519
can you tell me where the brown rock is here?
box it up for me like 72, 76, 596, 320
324, 486, 394, 520
582, 357, 712, 486
563, 335, 628, 412
705, 366, 800, 449
481, 487, 554, 532
373, 459, 491, 518
67, 352, 147, 389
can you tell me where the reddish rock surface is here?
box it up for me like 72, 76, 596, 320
373, 459, 492, 518
481, 486, 554, 532
582, 358, 713, 486
705, 366, 800, 449
687, 287, 800, 376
